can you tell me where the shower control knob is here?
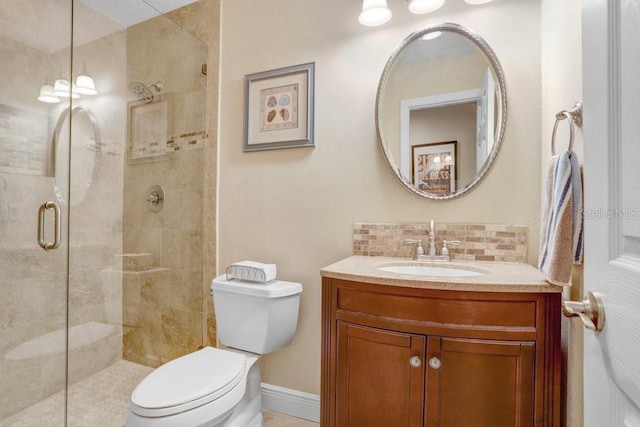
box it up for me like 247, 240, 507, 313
147, 191, 160, 205
409, 356, 422, 368
146, 185, 164, 213
428, 357, 441, 369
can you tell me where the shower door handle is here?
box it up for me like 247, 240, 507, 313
37, 201, 61, 251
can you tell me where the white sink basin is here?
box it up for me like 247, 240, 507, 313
379, 265, 485, 278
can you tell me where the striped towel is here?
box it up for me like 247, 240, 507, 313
538, 151, 583, 286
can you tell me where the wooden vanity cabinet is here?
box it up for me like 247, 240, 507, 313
321, 278, 561, 427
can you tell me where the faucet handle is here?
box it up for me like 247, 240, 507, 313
441, 240, 460, 257
403, 239, 425, 258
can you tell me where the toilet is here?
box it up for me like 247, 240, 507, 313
126, 275, 303, 427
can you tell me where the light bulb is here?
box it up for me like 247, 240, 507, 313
420, 31, 442, 40
37, 85, 60, 103
358, 0, 392, 26
75, 75, 98, 95
53, 78, 78, 98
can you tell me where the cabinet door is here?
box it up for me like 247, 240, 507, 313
337, 322, 425, 427
426, 336, 535, 427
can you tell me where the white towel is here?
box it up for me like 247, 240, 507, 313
538, 152, 583, 286
230, 260, 277, 283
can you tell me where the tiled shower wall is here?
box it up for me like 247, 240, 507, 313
122, 14, 209, 367
165, 0, 221, 358
354, 223, 528, 263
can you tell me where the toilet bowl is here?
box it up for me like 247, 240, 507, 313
126, 275, 302, 426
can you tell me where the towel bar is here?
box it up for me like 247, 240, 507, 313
552, 102, 583, 155
555, 101, 583, 126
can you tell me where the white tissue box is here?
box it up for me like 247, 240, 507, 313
227, 261, 277, 283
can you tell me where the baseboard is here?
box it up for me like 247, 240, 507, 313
261, 383, 320, 423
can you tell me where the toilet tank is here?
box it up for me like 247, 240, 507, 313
211, 275, 302, 354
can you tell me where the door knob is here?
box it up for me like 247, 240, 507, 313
562, 291, 605, 332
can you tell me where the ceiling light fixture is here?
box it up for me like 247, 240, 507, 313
37, 85, 60, 104
75, 75, 98, 95
74, 63, 98, 96
52, 78, 80, 99
358, 0, 494, 26
358, 0, 392, 27
407, 0, 445, 14
38, 67, 99, 103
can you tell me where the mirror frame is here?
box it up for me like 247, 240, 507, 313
50, 105, 101, 205
376, 23, 507, 200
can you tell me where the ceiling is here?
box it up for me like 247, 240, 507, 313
81, 0, 198, 28
0, 0, 198, 53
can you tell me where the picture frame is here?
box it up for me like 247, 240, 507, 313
243, 62, 314, 152
411, 141, 457, 195
128, 97, 169, 163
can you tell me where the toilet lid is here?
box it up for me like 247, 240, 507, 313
131, 347, 245, 417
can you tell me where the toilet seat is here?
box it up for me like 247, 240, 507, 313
130, 347, 246, 418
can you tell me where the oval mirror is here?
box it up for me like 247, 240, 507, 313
376, 23, 507, 200
52, 106, 99, 206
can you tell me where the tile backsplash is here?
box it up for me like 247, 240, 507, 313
354, 223, 528, 263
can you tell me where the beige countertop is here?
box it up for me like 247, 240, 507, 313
321, 256, 562, 293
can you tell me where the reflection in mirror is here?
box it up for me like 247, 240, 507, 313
52, 106, 99, 206
377, 23, 506, 199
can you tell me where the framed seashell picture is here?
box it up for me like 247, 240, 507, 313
243, 62, 315, 151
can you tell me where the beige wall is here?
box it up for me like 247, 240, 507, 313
541, 1, 583, 426
218, 0, 541, 394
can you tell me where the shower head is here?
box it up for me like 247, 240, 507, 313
129, 81, 162, 103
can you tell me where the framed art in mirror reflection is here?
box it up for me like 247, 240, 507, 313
411, 141, 457, 196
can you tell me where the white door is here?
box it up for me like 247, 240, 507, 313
582, 0, 640, 425
476, 68, 495, 172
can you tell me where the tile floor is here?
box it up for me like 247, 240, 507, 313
263, 410, 319, 427
0, 360, 318, 427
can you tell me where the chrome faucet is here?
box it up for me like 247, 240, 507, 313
403, 220, 461, 261
427, 219, 437, 256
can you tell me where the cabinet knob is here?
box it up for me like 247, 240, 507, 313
409, 356, 422, 368
428, 357, 441, 369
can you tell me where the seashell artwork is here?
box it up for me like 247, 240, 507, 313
246, 62, 313, 151
279, 94, 291, 106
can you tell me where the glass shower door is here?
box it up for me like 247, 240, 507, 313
0, 0, 72, 425
1, 0, 208, 424
64, 1, 208, 425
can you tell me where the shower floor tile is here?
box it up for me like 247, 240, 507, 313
1, 359, 152, 427
1, 359, 318, 427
